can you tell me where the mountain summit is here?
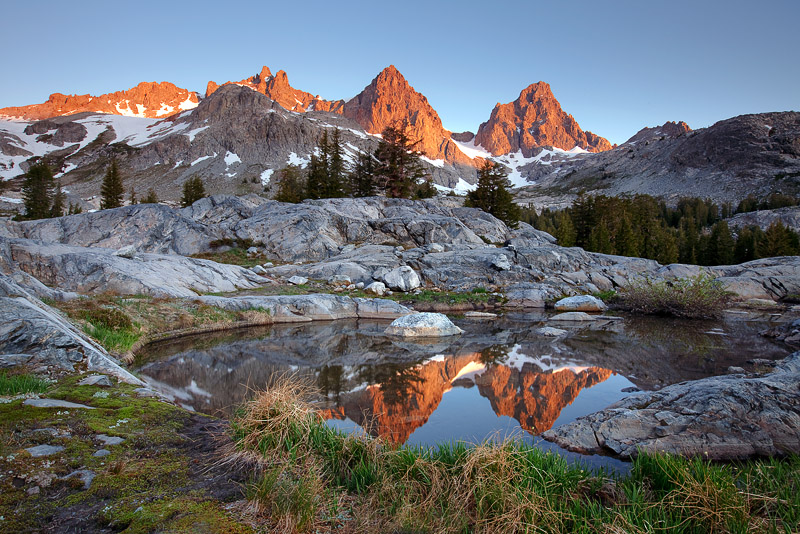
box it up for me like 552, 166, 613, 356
475, 82, 613, 156
343, 66, 475, 166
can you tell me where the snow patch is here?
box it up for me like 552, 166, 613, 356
0, 196, 23, 204
452, 138, 492, 159
260, 169, 274, 185
178, 95, 198, 111
155, 103, 175, 117
224, 151, 241, 167
191, 152, 217, 166
420, 156, 445, 168
433, 177, 476, 195
184, 125, 209, 142
55, 163, 77, 178
287, 152, 310, 168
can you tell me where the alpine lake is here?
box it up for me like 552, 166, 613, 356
134, 310, 793, 472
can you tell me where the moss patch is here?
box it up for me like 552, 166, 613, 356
0, 377, 252, 533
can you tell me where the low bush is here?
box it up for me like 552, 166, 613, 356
616, 273, 732, 318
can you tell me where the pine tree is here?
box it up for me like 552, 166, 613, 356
554, 211, 577, 247
325, 128, 347, 198
705, 221, 735, 265
615, 215, 639, 257
762, 220, 800, 257
181, 176, 206, 207
464, 161, 520, 228
128, 187, 137, 205
373, 124, 428, 199
22, 163, 55, 220
142, 189, 159, 204
274, 165, 306, 203
100, 159, 124, 210
50, 180, 65, 218
349, 152, 377, 197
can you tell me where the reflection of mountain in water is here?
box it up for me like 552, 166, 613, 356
320, 348, 613, 443
135, 314, 790, 443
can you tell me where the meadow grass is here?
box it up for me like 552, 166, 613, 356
229, 377, 798, 533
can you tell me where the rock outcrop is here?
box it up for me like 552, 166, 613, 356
0, 236, 265, 298
542, 352, 800, 460
0, 274, 142, 383
727, 206, 800, 233
384, 313, 464, 337
475, 82, 613, 156
195, 294, 412, 321
0, 82, 199, 120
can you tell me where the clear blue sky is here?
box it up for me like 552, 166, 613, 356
1, 0, 797, 145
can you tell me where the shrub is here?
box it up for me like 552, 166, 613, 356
616, 273, 732, 318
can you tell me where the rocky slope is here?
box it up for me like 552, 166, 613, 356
0, 82, 199, 120
474, 82, 613, 156
516, 112, 800, 204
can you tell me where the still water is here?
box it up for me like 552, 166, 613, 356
135, 311, 790, 469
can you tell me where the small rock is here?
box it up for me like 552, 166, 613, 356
23, 399, 95, 410
287, 275, 308, 285
93, 449, 111, 458
385, 313, 464, 337
426, 243, 444, 253
346, 284, 356, 290
554, 295, 607, 312
27, 486, 40, 496
727, 366, 746, 374
251, 265, 268, 275
246, 246, 260, 256
62, 469, 95, 490
355, 282, 365, 289
339, 244, 356, 254
549, 312, 596, 322
133, 388, 159, 398
95, 434, 125, 446
113, 245, 137, 259
621, 386, 641, 393
536, 327, 568, 336
78, 375, 113, 387
262, 262, 274, 268
25, 445, 64, 457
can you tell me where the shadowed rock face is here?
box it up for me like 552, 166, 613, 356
542, 352, 800, 460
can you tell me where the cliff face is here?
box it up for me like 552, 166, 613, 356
475, 82, 613, 156
0, 82, 199, 120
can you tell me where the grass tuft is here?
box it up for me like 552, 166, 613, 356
0, 371, 49, 396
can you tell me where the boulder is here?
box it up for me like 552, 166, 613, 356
491, 254, 512, 271
365, 281, 387, 296
542, 352, 800, 460
504, 288, 549, 308
384, 313, 464, 337
382, 266, 421, 292
537, 327, 568, 336
554, 295, 607, 312
328, 274, 352, 287
287, 275, 308, 285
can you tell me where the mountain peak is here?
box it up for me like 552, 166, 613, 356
475, 82, 613, 156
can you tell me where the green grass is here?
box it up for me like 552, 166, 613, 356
83, 324, 141, 352
0, 371, 50, 395
231, 379, 800, 533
